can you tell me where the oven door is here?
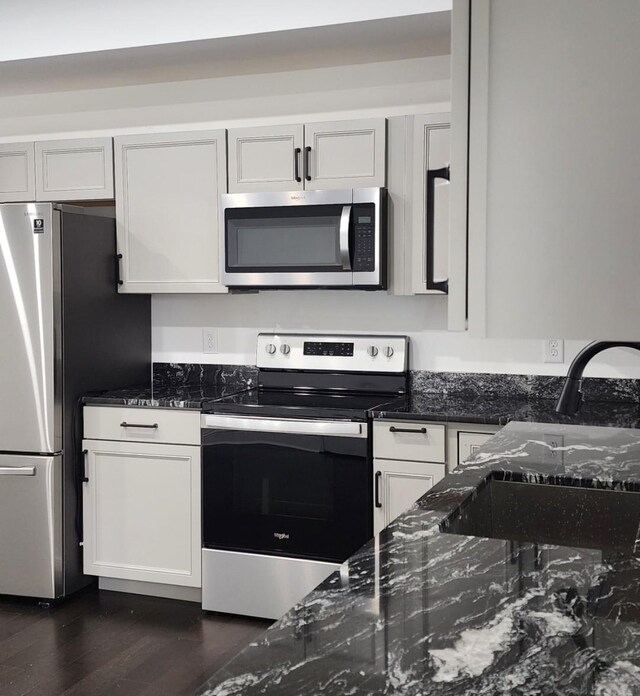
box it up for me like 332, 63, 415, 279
201, 415, 371, 563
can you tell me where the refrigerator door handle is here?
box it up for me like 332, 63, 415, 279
0, 466, 36, 476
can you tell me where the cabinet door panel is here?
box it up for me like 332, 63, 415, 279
115, 130, 227, 293
469, 0, 640, 339
373, 459, 445, 535
82, 440, 201, 587
0, 142, 35, 202
228, 124, 303, 192
411, 116, 451, 294
35, 137, 114, 201
305, 118, 386, 189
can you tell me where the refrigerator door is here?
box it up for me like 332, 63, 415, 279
0, 204, 60, 454
0, 454, 62, 598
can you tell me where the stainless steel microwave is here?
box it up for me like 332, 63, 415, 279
220, 188, 387, 289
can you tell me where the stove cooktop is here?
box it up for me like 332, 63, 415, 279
202, 388, 409, 422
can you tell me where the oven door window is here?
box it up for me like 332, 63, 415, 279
225, 205, 346, 273
202, 430, 371, 563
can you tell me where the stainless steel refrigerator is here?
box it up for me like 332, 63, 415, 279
0, 203, 150, 599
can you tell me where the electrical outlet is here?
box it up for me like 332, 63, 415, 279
540, 433, 565, 465
202, 328, 218, 354
543, 339, 564, 363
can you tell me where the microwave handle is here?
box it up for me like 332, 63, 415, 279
339, 205, 352, 271
426, 165, 450, 293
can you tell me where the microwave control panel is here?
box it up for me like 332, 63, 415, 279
352, 204, 375, 272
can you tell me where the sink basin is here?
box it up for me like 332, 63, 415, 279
443, 476, 640, 554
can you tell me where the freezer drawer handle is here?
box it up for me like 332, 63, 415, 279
0, 466, 36, 476
120, 422, 159, 429
389, 426, 427, 434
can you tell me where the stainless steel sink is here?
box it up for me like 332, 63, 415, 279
443, 477, 640, 554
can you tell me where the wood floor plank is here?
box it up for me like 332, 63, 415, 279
0, 589, 270, 696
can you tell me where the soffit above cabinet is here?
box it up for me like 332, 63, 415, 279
0, 2, 450, 63
0, 14, 450, 97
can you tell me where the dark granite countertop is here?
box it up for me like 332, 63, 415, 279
82, 364, 257, 409
197, 422, 640, 695
372, 392, 640, 428
82, 383, 235, 410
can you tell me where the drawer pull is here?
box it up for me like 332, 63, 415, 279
389, 426, 427, 434
120, 422, 159, 429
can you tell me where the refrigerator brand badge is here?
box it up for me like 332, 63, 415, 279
33, 219, 45, 234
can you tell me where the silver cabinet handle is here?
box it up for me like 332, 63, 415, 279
120, 422, 158, 429
339, 205, 352, 271
0, 466, 36, 476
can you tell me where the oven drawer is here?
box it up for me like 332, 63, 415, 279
374, 420, 446, 463
84, 406, 200, 445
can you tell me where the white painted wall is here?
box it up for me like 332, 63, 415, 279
152, 293, 640, 378
0, 0, 450, 62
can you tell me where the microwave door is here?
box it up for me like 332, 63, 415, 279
222, 201, 353, 287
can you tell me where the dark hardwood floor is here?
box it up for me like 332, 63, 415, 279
0, 588, 271, 696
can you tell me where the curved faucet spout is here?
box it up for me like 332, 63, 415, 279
555, 341, 640, 416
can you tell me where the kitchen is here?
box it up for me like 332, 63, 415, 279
0, 3, 640, 693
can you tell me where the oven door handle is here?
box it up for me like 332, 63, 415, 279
339, 205, 352, 271
202, 414, 364, 437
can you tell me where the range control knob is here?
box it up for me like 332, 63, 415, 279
280, 343, 291, 355
367, 345, 379, 357
266, 343, 277, 355
383, 346, 395, 358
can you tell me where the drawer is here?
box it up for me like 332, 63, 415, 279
457, 431, 494, 465
374, 421, 446, 463
84, 406, 200, 445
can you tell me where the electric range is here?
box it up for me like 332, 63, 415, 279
200, 333, 409, 619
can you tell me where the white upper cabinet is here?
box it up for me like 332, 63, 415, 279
0, 142, 36, 202
303, 118, 386, 190
228, 118, 386, 193
114, 130, 228, 294
35, 137, 114, 201
228, 124, 304, 192
0, 138, 114, 203
464, 0, 640, 339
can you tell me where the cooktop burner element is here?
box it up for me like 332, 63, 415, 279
202, 333, 409, 420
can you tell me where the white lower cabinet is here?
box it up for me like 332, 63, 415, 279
373, 458, 445, 535
373, 420, 501, 534
82, 439, 201, 587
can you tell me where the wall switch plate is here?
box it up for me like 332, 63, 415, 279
202, 328, 218, 354
543, 339, 564, 363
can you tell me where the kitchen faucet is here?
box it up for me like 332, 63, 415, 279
555, 341, 640, 416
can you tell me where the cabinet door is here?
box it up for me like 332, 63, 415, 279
410, 116, 451, 295
115, 130, 227, 293
0, 142, 35, 202
467, 0, 640, 339
82, 440, 201, 587
228, 124, 303, 193
373, 458, 445, 535
304, 118, 386, 190
35, 137, 114, 201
